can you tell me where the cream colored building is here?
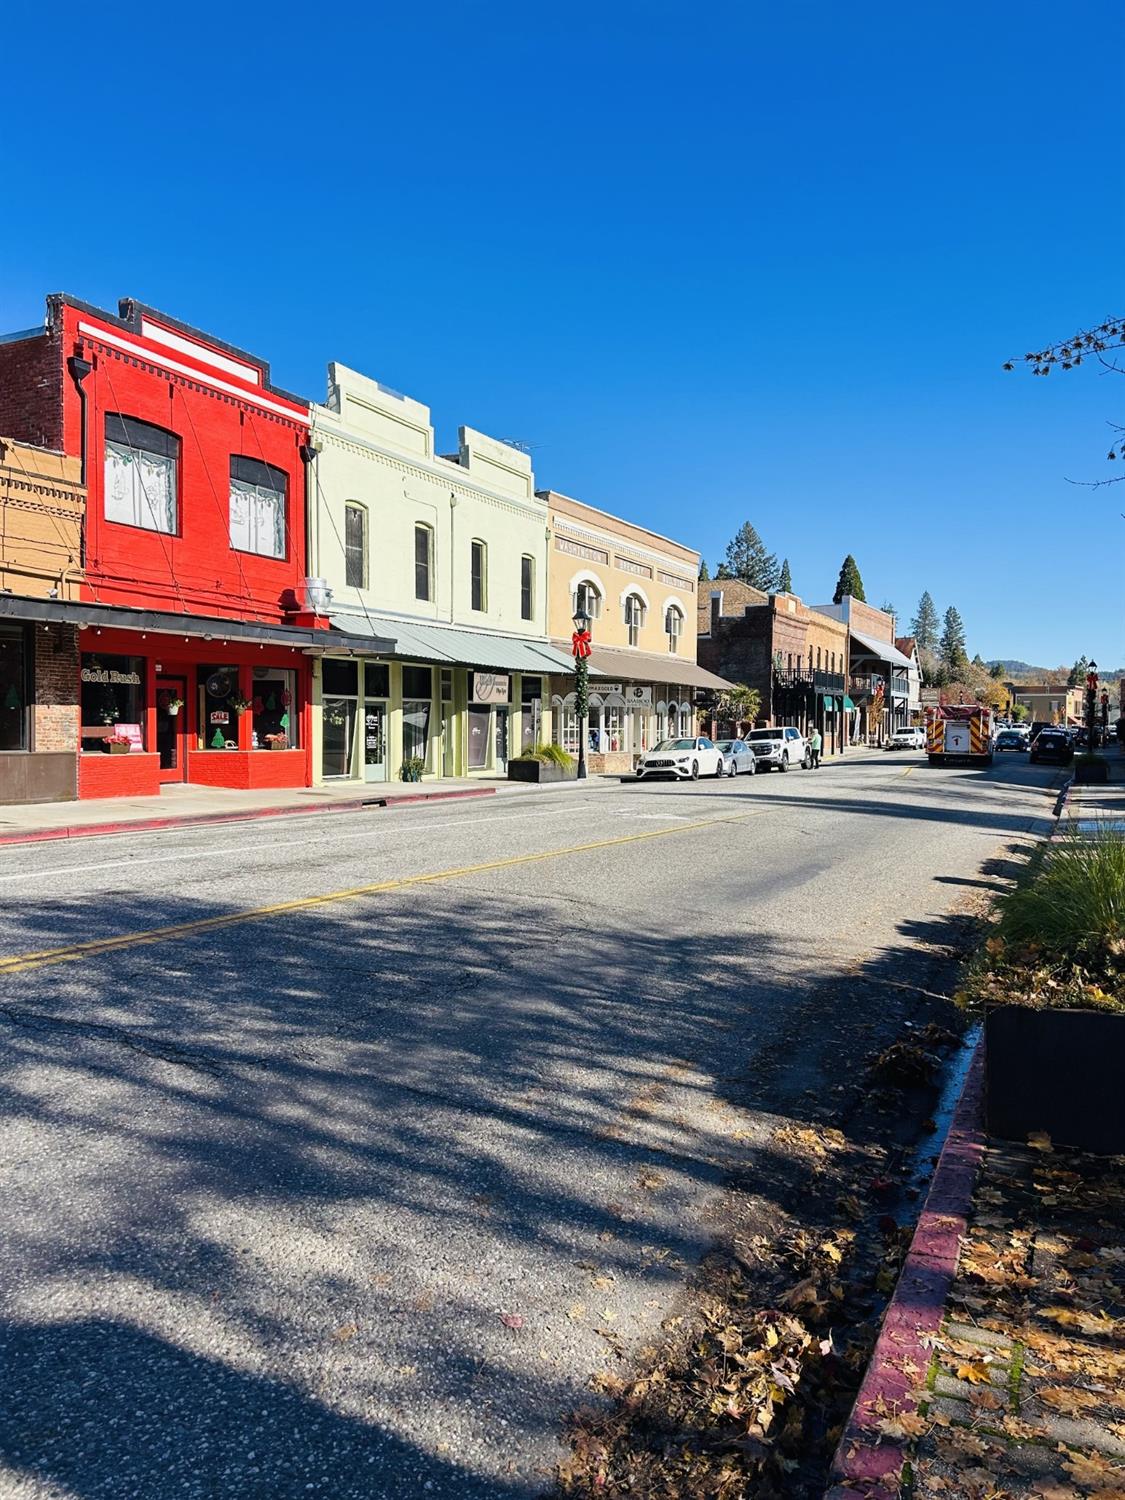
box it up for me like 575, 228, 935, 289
542, 490, 729, 772
308, 364, 573, 782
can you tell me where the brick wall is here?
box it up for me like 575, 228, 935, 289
847, 598, 895, 643
698, 580, 769, 636
32, 624, 79, 752
0, 329, 63, 452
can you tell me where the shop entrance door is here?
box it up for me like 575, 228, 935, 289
495, 707, 509, 772
156, 676, 188, 783
363, 699, 388, 782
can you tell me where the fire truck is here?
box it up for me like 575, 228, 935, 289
925, 704, 995, 766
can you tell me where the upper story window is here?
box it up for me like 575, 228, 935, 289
471, 539, 488, 612
520, 555, 535, 621
344, 503, 366, 588
665, 605, 684, 654
415, 523, 433, 601
624, 592, 646, 647
574, 580, 602, 621
104, 414, 179, 534
229, 455, 287, 559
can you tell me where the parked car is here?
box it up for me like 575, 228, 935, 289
715, 738, 757, 776
635, 736, 725, 780
744, 726, 811, 771
995, 730, 1027, 752
1029, 730, 1074, 764
887, 726, 926, 750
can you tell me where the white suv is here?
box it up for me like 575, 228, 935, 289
745, 726, 811, 771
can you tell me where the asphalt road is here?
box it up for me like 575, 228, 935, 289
0, 751, 1061, 1498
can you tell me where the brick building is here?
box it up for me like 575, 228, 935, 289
0, 293, 390, 801
697, 583, 850, 755
0, 437, 85, 803
812, 596, 913, 744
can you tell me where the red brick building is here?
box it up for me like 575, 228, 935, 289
0, 294, 388, 800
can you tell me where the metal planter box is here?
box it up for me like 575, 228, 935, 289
986, 1005, 1125, 1153
507, 759, 576, 784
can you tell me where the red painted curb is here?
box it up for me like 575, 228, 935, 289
826, 1033, 986, 1496
0, 786, 496, 847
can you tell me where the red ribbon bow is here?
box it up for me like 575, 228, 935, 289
572, 629, 592, 660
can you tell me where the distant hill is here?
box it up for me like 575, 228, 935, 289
986, 660, 1124, 682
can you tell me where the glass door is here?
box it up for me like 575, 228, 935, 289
322, 697, 356, 778
494, 707, 509, 772
156, 676, 188, 783
363, 700, 387, 782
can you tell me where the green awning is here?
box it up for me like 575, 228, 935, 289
822, 693, 837, 710
842, 695, 856, 710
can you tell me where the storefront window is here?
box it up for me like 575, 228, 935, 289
0, 627, 28, 752
467, 705, 490, 769
252, 667, 298, 750
521, 676, 542, 750
198, 665, 241, 750
80, 653, 145, 753
403, 700, 431, 766
555, 699, 580, 755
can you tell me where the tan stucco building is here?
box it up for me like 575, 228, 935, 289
542, 490, 728, 772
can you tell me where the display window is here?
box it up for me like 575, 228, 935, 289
198, 664, 242, 750
80, 654, 146, 752
0, 627, 28, 752
252, 667, 298, 750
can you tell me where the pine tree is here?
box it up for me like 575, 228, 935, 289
778, 558, 793, 593
990, 662, 1005, 680
832, 554, 866, 604
698, 560, 710, 583
881, 600, 897, 624
715, 561, 734, 580
940, 606, 968, 672
910, 591, 939, 653
722, 522, 779, 591
1067, 654, 1089, 687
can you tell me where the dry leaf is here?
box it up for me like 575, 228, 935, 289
1028, 1131, 1054, 1152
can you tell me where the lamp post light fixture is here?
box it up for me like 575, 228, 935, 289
572, 603, 592, 781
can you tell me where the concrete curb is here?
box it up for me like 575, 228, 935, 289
0, 786, 496, 847
825, 1034, 987, 1497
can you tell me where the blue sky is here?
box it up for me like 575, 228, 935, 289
3, 1, 1122, 667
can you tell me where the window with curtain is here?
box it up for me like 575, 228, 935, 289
665, 605, 684, 654
415, 524, 433, 601
471, 540, 487, 612
520, 555, 534, 621
104, 414, 178, 534
624, 593, 646, 647
229, 455, 286, 559
344, 503, 366, 587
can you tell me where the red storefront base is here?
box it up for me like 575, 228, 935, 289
78, 627, 313, 800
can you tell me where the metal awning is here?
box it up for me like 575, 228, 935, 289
332, 613, 577, 674
849, 628, 914, 670
842, 695, 856, 710
555, 640, 733, 691
0, 594, 395, 655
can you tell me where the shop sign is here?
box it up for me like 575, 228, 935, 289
210, 710, 230, 725
115, 722, 144, 750
81, 667, 141, 686
624, 685, 653, 706
471, 673, 509, 704
596, 682, 623, 694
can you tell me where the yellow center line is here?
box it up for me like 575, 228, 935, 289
0, 807, 767, 977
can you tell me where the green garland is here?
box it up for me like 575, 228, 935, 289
574, 655, 589, 721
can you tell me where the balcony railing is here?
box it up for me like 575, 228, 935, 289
890, 674, 910, 699
849, 673, 885, 700
773, 668, 847, 694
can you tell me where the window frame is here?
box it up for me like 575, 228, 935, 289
624, 592, 646, 647
574, 581, 602, 621
414, 523, 433, 602
103, 413, 181, 536
344, 501, 367, 589
665, 604, 684, 654
0, 625, 30, 753
470, 538, 488, 613
520, 554, 535, 621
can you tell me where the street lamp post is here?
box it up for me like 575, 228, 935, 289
1086, 660, 1099, 747
572, 605, 591, 781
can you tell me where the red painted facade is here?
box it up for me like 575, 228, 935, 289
0, 295, 317, 799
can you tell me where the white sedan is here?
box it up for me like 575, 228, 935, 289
635, 736, 725, 781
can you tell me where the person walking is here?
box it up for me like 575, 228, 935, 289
809, 725, 822, 768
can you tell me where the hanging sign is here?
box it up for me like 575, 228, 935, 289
624, 685, 652, 706
471, 673, 509, 704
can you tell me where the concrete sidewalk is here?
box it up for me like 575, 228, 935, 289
0, 773, 603, 846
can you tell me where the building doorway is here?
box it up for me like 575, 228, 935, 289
363, 699, 387, 782
495, 707, 509, 772
155, 676, 188, 783
322, 697, 356, 777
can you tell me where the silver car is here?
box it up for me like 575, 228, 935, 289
715, 738, 757, 776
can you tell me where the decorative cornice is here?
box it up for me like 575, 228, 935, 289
552, 515, 695, 584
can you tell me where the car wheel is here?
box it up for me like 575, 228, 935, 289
727, 759, 737, 777
779, 751, 789, 772
802, 750, 812, 769
714, 756, 725, 778
747, 757, 756, 775
691, 760, 699, 780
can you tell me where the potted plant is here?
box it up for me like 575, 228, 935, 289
230, 694, 252, 716
264, 732, 289, 751
165, 695, 184, 717
104, 734, 132, 756
400, 755, 426, 782
508, 742, 577, 783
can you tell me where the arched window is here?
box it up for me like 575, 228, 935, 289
574, 580, 602, 621
665, 605, 684, 654
414, 524, 433, 601
344, 503, 366, 588
624, 592, 646, 647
